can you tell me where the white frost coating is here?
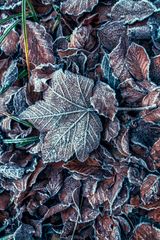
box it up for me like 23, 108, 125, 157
61, 0, 99, 16
20, 69, 103, 163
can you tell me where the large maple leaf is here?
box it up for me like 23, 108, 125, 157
20, 69, 102, 163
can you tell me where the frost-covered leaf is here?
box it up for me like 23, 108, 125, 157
69, 26, 92, 49
101, 53, 119, 90
20, 69, 102, 163
63, 158, 104, 180
95, 214, 121, 240
1, 29, 19, 56
98, 21, 127, 51
20, 21, 55, 69
0, 60, 18, 94
151, 138, 160, 161
109, 38, 131, 82
14, 224, 35, 240
111, 0, 156, 24
29, 64, 57, 92
126, 43, 150, 81
0, 164, 24, 179
61, 0, 99, 16
131, 223, 160, 240
103, 117, 120, 142
59, 176, 81, 204
140, 174, 160, 205
141, 89, 160, 123
150, 55, 160, 84
90, 81, 118, 120
0, 0, 21, 10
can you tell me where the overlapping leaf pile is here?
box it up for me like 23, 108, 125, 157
0, 0, 160, 239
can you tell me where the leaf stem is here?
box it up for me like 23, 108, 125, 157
117, 104, 157, 111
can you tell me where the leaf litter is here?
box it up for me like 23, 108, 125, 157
0, 0, 160, 239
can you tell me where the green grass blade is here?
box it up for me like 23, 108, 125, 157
9, 115, 33, 127
18, 69, 28, 79
0, 13, 22, 25
0, 19, 20, 44
3, 136, 39, 144
0, 13, 33, 25
26, 0, 38, 22
22, 0, 30, 76
0, 112, 33, 128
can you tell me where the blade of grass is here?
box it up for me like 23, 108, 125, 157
0, 19, 20, 44
3, 136, 39, 144
0, 112, 33, 128
18, 69, 28, 79
26, 0, 38, 22
0, 13, 22, 25
0, 13, 33, 25
8, 115, 33, 128
22, 0, 30, 78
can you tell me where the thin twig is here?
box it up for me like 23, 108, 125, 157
117, 104, 157, 111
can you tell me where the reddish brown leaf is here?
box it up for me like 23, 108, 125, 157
61, 0, 99, 16
140, 174, 160, 205
141, 89, 160, 123
126, 42, 150, 81
90, 81, 118, 120
114, 127, 130, 157
131, 223, 160, 240
111, 0, 156, 24
29, 63, 56, 92
0, 191, 10, 210
151, 138, 160, 161
63, 158, 103, 179
1, 29, 19, 55
150, 55, 160, 84
109, 38, 131, 81
98, 20, 127, 51
20, 21, 55, 69
103, 117, 120, 142
69, 26, 94, 50
95, 214, 121, 240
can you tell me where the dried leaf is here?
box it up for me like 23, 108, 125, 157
141, 89, 160, 123
98, 21, 127, 51
109, 38, 131, 81
95, 214, 121, 240
0, 59, 18, 94
20, 20, 55, 69
90, 81, 118, 120
59, 176, 81, 204
20, 69, 102, 162
1, 29, 19, 56
69, 26, 92, 49
131, 223, 160, 240
111, 0, 156, 24
150, 55, 160, 84
0, 164, 24, 179
140, 174, 160, 205
103, 117, 120, 142
61, 0, 99, 16
151, 138, 160, 161
101, 53, 119, 90
126, 42, 150, 81
63, 158, 104, 180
